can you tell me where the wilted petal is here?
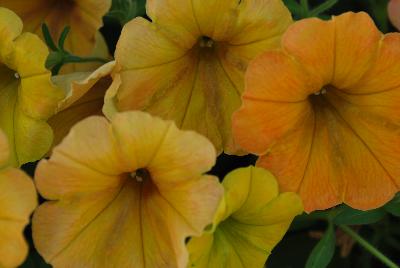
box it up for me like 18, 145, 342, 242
49, 61, 115, 146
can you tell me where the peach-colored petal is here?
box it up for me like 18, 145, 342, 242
233, 51, 314, 155
33, 111, 223, 267
332, 12, 382, 90
0, 129, 37, 267
0, 168, 37, 268
282, 17, 334, 88
349, 33, 400, 92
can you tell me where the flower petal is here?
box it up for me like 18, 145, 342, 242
0, 8, 64, 166
0, 8, 22, 51
230, 0, 292, 45
34, 111, 223, 267
191, 0, 239, 40
349, 33, 400, 93
323, 90, 400, 209
111, 111, 216, 185
282, 17, 334, 88
49, 61, 115, 146
108, 0, 291, 154
332, 12, 382, 89
188, 167, 303, 268
0, 130, 9, 167
233, 12, 400, 212
0, 168, 37, 268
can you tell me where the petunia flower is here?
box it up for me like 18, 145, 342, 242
388, 0, 400, 30
48, 61, 116, 146
0, 7, 64, 166
0, 0, 111, 73
187, 166, 303, 268
0, 130, 37, 268
233, 12, 400, 212
104, 0, 292, 154
33, 111, 223, 267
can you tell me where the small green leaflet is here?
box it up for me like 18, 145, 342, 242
384, 193, 400, 217
305, 223, 336, 268
333, 206, 386, 225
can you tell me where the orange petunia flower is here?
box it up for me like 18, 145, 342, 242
0, 130, 37, 267
0, 0, 111, 72
233, 12, 400, 212
104, 0, 292, 154
33, 111, 223, 267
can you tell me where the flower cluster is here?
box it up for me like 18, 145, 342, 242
0, 0, 399, 267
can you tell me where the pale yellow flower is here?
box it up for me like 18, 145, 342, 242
33, 111, 223, 267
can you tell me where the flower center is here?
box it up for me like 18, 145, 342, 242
198, 36, 215, 48
130, 168, 151, 183
309, 84, 336, 104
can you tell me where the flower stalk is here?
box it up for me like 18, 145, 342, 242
339, 225, 399, 268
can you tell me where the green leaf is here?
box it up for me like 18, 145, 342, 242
309, 0, 338, 17
300, 0, 309, 10
384, 193, 400, 217
283, 0, 304, 17
41, 23, 58, 51
58, 26, 71, 51
305, 223, 336, 268
333, 205, 385, 225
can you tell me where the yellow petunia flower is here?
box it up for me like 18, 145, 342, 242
104, 0, 292, 154
187, 166, 303, 268
33, 111, 223, 267
0, 130, 37, 268
0, 0, 111, 73
0, 8, 64, 166
233, 12, 400, 212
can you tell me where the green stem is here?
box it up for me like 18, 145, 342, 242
300, 0, 309, 9
66, 55, 109, 64
299, 0, 309, 17
339, 225, 399, 268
